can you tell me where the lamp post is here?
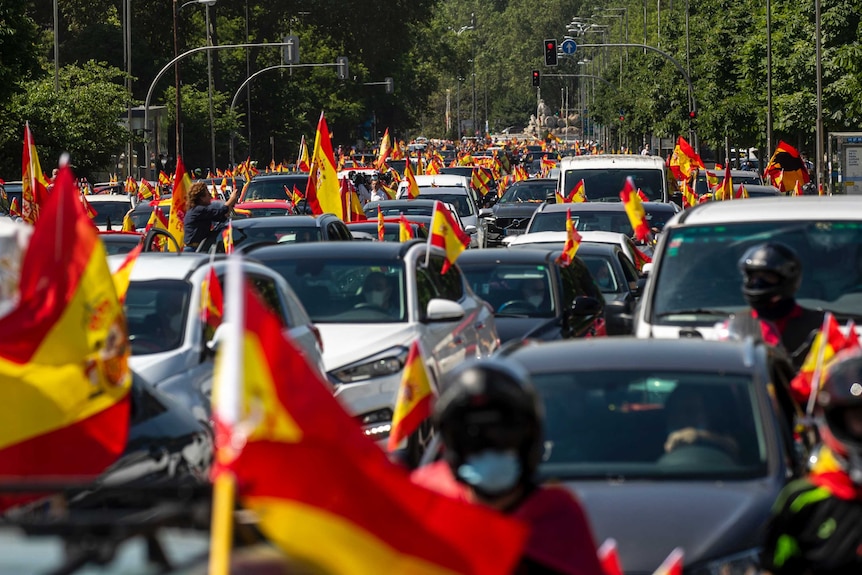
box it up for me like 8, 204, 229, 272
204, 0, 217, 174
455, 20, 476, 137
766, 0, 773, 155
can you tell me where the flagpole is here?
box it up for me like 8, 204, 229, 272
806, 312, 833, 416
208, 253, 244, 575
424, 202, 436, 269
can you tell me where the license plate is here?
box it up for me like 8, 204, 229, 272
504, 229, 525, 236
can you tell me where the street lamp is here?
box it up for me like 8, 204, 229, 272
455, 16, 476, 137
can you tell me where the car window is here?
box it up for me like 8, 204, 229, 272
618, 252, 640, 285
244, 178, 308, 201
334, 221, 353, 241
424, 255, 465, 301
581, 256, 620, 294
233, 224, 320, 247
89, 200, 132, 227
535, 370, 767, 480
419, 192, 474, 217
415, 264, 440, 320
460, 263, 555, 317
248, 274, 289, 327
124, 279, 191, 355
499, 182, 556, 204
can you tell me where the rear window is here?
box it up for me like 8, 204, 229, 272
243, 177, 308, 201
89, 199, 131, 227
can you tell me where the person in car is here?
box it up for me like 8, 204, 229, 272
412, 358, 605, 575
660, 385, 739, 465
183, 181, 240, 251
369, 173, 388, 203
357, 271, 393, 311
761, 349, 862, 574
520, 277, 550, 312
730, 242, 824, 374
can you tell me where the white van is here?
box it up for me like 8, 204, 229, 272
557, 155, 670, 203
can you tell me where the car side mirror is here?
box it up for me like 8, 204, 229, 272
424, 298, 465, 322
464, 224, 478, 235
570, 296, 601, 316
479, 208, 494, 218
206, 323, 225, 354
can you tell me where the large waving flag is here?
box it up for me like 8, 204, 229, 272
0, 163, 131, 507
388, 341, 434, 451
376, 128, 392, 170
404, 160, 421, 199
169, 156, 192, 250
620, 177, 651, 242
669, 136, 705, 181
765, 141, 809, 192
306, 112, 342, 219
211, 263, 527, 574
201, 266, 224, 329
714, 163, 733, 201
471, 168, 492, 197
21, 122, 51, 225
556, 208, 582, 267
429, 201, 470, 274
680, 180, 698, 208
557, 179, 586, 203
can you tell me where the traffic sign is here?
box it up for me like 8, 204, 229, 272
561, 39, 577, 55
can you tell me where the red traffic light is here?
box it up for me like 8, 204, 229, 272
547, 42, 555, 50
620, 115, 625, 122
689, 110, 697, 119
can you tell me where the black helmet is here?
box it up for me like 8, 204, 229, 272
738, 242, 802, 305
817, 350, 862, 484
433, 358, 543, 494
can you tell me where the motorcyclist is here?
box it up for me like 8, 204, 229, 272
411, 358, 605, 575
728, 242, 824, 373
761, 349, 862, 574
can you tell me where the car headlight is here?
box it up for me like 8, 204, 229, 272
358, 408, 393, 439
689, 548, 761, 575
330, 346, 409, 384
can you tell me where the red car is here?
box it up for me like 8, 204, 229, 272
234, 199, 293, 218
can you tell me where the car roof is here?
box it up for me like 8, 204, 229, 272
232, 215, 325, 228
575, 242, 620, 256
508, 178, 557, 186
250, 239, 422, 260
674, 196, 862, 226
84, 194, 131, 202
509, 231, 628, 245
538, 202, 676, 214
367, 199, 441, 208
508, 337, 759, 374
458, 248, 556, 265
739, 185, 780, 195
413, 174, 469, 185
558, 154, 667, 170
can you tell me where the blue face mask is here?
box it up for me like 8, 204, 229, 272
456, 450, 522, 495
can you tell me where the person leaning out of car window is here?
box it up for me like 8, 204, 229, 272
183, 181, 239, 252
412, 358, 605, 575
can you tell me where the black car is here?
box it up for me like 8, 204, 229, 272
346, 216, 430, 242
505, 337, 806, 575
99, 231, 143, 256
576, 242, 643, 336
457, 248, 605, 343
239, 173, 309, 202
526, 201, 680, 236
197, 214, 353, 253
481, 178, 557, 247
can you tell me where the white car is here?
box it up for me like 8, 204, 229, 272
504, 230, 650, 269
251, 241, 499, 442
108, 253, 325, 422
397, 174, 484, 248
634, 196, 862, 340
85, 194, 134, 231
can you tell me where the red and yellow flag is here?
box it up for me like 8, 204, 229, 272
378, 207, 385, 241
217, 281, 527, 575
297, 135, 311, 173
429, 201, 470, 274
158, 171, 172, 186
376, 128, 392, 170
669, 136, 705, 181
790, 313, 849, 405
138, 179, 155, 201
21, 122, 51, 225
793, 180, 804, 197
680, 180, 698, 208
471, 168, 492, 197
714, 164, 733, 201
0, 164, 131, 506
652, 548, 684, 575
9, 197, 20, 217
556, 208, 582, 267
388, 341, 434, 451
111, 242, 143, 303
735, 183, 749, 199
341, 179, 367, 223
399, 215, 414, 242
765, 140, 809, 191
403, 161, 421, 199
201, 266, 224, 329
223, 220, 234, 254
306, 112, 342, 219
620, 177, 650, 242
169, 156, 192, 250
80, 193, 97, 219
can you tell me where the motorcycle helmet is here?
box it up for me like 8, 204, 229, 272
816, 349, 862, 483
433, 358, 543, 496
738, 242, 802, 307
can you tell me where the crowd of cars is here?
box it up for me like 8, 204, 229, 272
1, 143, 853, 573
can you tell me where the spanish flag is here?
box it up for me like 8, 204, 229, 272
620, 176, 650, 242
735, 183, 749, 199
223, 220, 234, 254
790, 312, 849, 406
376, 128, 392, 170
9, 197, 20, 217
556, 208, 582, 267
111, 242, 143, 303
0, 163, 131, 507
388, 341, 434, 451
138, 178, 155, 201
429, 201, 470, 274
306, 112, 342, 219
21, 122, 51, 225
290, 185, 304, 205
158, 170, 172, 186
793, 180, 804, 197
404, 161, 421, 199
378, 207, 385, 241
399, 215, 414, 242
714, 164, 733, 201
680, 180, 698, 208
556, 179, 586, 204
342, 179, 367, 222
201, 266, 224, 329
80, 192, 97, 219
471, 168, 492, 197
598, 539, 623, 575
669, 136, 705, 181
765, 141, 809, 192
169, 156, 192, 251
214, 274, 527, 575
297, 135, 311, 173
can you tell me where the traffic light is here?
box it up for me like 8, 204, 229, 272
544, 39, 558, 66
531, 70, 541, 87
336, 56, 349, 80
689, 110, 697, 120
620, 115, 625, 122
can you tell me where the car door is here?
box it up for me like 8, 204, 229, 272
558, 259, 605, 338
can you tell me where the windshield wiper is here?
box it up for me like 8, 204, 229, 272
494, 313, 531, 318
656, 308, 730, 318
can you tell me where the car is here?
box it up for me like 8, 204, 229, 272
109, 253, 324, 422
249, 241, 499, 442
523, 201, 679, 237
345, 216, 429, 242
506, 230, 654, 272
234, 199, 293, 217
440, 165, 498, 199
396, 174, 483, 248
363, 198, 459, 220
557, 154, 671, 203
99, 230, 143, 256
576, 242, 643, 335
480, 178, 558, 247
0, 181, 22, 216
634, 196, 862, 340
696, 184, 782, 203
128, 197, 173, 231
505, 337, 807, 575
84, 194, 134, 231
693, 169, 764, 196
196, 214, 353, 253
457, 248, 605, 343
239, 173, 309, 202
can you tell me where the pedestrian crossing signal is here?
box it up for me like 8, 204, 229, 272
531, 70, 541, 87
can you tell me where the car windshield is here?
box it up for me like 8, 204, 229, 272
244, 178, 307, 200
89, 200, 131, 227
653, 221, 862, 323
460, 264, 556, 317
418, 191, 474, 217
232, 224, 321, 248
563, 168, 664, 202
350, 223, 427, 242
581, 256, 620, 293
264, 258, 407, 323
499, 182, 557, 204
535, 370, 767, 480
529, 208, 673, 234
101, 237, 141, 256
124, 280, 191, 355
